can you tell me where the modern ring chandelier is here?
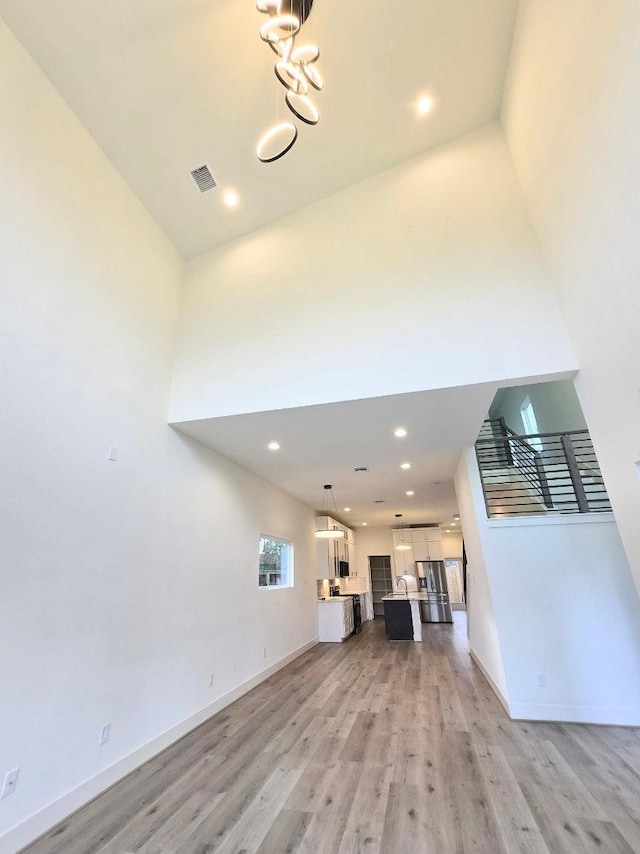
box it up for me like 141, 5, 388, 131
256, 0, 324, 163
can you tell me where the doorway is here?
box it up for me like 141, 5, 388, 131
444, 558, 466, 609
369, 555, 393, 617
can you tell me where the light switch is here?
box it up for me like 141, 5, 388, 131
108, 447, 118, 462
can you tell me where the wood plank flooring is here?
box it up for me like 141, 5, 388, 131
22, 615, 640, 853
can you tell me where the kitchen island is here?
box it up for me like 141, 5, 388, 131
381, 593, 426, 642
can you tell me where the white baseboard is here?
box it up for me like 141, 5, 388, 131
509, 702, 640, 726
469, 649, 510, 716
1, 638, 318, 854
468, 648, 640, 726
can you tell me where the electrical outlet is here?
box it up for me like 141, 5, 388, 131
209, 673, 215, 688
1, 768, 19, 799
100, 723, 111, 745
536, 673, 547, 688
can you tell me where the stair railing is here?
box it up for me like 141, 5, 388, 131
475, 424, 611, 519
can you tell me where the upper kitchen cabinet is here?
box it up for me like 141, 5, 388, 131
316, 516, 356, 579
392, 528, 415, 576
317, 536, 338, 580
392, 526, 444, 563
411, 527, 445, 561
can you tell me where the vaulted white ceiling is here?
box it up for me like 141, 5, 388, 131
0, 0, 518, 257
0, 0, 523, 526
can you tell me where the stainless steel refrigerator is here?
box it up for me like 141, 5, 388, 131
415, 561, 453, 623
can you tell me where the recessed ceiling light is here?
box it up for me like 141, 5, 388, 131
394, 427, 407, 438
406, 490, 415, 496
451, 521, 457, 526
400, 462, 411, 470
417, 94, 434, 116
344, 507, 351, 512
267, 441, 280, 451
362, 522, 368, 526
223, 189, 239, 207
453, 514, 460, 520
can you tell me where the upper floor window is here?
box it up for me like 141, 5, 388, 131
520, 396, 542, 451
258, 536, 293, 588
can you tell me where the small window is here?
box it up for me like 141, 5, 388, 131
520, 396, 543, 452
258, 536, 293, 588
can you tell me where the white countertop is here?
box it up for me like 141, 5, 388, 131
382, 593, 428, 601
317, 596, 352, 602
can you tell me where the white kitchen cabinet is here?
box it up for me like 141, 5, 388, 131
316, 516, 355, 579
348, 540, 357, 575
392, 528, 414, 577
412, 539, 429, 561
393, 544, 415, 577
317, 598, 354, 642
317, 537, 338, 580
392, 528, 411, 548
425, 538, 444, 561
419, 528, 445, 561
393, 526, 445, 563
344, 600, 354, 635
362, 591, 374, 622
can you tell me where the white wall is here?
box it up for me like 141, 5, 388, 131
441, 530, 464, 559
353, 527, 395, 587
489, 379, 587, 435
457, 448, 640, 725
454, 453, 509, 704
169, 123, 577, 422
0, 19, 317, 852
502, 0, 640, 593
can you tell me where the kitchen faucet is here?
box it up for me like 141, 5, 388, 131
397, 576, 408, 597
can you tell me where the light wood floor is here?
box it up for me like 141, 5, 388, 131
23, 615, 640, 854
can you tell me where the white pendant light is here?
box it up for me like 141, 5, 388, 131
315, 528, 345, 539
315, 484, 346, 539
394, 513, 411, 550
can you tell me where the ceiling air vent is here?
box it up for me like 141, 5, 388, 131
190, 164, 217, 193
374, 499, 385, 504
354, 466, 369, 473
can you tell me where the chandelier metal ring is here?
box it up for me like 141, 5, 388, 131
275, 61, 310, 94
285, 91, 319, 125
256, 121, 299, 162
260, 15, 301, 45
